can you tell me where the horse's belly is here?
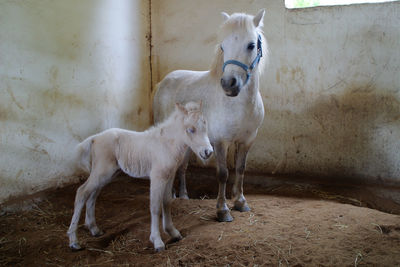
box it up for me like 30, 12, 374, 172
209, 111, 264, 143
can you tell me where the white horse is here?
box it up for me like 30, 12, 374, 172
153, 9, 267, 222
67, 102, 213, 252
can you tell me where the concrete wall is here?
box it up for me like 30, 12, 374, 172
1, 0, 399, 204
0, 0, 151, 203
151, 0, 400, 184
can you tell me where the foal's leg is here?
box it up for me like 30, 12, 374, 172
149, 171, 169, 252
176, 149, 191, 199
84, 189, 103, 237
232, 142, 252, 212
215, 142, 233, 222
67, 177, 98, 250
162, 176, 182, 241
67, 163, 117, 250
85, 171, 120, 236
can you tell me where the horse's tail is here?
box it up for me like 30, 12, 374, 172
75, 136, 95, 174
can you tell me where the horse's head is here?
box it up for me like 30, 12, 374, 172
176, 101, 213, 160
219, 9, 266, 97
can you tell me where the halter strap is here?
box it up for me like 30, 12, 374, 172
221, 34, 263, 85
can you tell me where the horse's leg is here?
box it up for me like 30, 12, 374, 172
176, 149, 191, 199
149, 171, 168, 252
215, 142, 233, 222
162, 176, 182, 242
232, 142, 252, 212
84, 171, 120, 236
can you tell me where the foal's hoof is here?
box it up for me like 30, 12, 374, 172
234, 202, 251, 212
87, 226, 104, 237
217, 210, 233, 222
155, 246, 165, 253
70, 243, 84, 251
93, 230, 104, 237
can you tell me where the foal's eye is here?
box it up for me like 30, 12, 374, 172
187, 127, 196, 134
247, 43, 255, 51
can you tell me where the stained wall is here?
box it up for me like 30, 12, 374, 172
151, 0, 400, 184
0, 0, 151, 203
1, 0, 399, 204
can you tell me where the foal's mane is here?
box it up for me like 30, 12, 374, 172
210, 12, 268, 79
150, 103, 202, 135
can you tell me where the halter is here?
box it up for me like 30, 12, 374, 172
221, 34, 263, 85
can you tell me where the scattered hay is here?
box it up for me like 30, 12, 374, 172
371, 223, 383, 234
354, 252, 363, 267
310, 189, 362, 206
333, 223, 349, 230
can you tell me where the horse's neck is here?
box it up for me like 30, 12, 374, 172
246, 72, 261, 100
229, 72, 261, 107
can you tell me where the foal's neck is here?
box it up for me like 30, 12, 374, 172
156, 115, 188, 158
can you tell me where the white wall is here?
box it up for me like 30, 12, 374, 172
151, 0, 400, 184
1, 0, 399, 204
0, 0, 151, 203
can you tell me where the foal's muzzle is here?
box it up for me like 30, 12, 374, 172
200, 148, 213, 160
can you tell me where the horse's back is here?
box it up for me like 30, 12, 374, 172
153, 69, 210, 123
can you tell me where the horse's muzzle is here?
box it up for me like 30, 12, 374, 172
220, 77, 241, 97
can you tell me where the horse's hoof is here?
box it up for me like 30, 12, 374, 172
155, 246, 165, 252
179, 194, 189, 200
70, 243, 84, 251
173, 233, 183, 242
234, 202, 251, 212
217, 210, 233, 222
169, 236, 182, 244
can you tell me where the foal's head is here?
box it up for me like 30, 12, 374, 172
218, 9, 266, 97
176, 102, 213, 160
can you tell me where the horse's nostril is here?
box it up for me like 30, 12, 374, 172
220, 78, 226, 88
205, 149, 213, 158
230, 78, 237, 87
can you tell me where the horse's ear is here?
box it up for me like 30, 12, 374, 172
175, 103, 188, 115
253, 9, 265, 28
221, 12, 230, 22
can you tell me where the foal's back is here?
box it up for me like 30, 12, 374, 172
90, 128, 153, 178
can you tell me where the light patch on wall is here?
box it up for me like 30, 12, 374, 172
285, 0, 399, 9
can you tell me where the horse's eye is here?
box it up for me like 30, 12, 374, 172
187, 127, 196, 134
247, 43, 255, 51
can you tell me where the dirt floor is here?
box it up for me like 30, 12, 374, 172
1, 168, 400, 266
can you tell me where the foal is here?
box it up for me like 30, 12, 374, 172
67, 102, 213, 252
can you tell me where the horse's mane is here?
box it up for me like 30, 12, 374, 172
210, 12, 268, 79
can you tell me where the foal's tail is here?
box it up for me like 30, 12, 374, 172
75, 136, 95, 174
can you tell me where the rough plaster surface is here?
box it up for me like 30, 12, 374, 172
1, 0, 399, 204
151, 0, 400, 183
0, 0, 151, 203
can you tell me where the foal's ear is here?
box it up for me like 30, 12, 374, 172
221, 12, 230, 22
175, 103, 188, 115
253, 9, 265, 28
198, 100, 203, 111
